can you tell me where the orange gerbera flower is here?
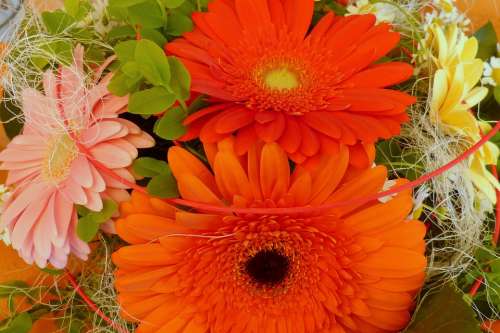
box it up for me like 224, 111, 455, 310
113, 141, 426, 333
166, 0, 416, 168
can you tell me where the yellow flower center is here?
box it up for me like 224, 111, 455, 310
263, 68, 299, 91
42, 134, 78, 183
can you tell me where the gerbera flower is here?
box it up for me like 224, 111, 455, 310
166, 0, 416, 168
429, 24, 499, 204
0, 45, 154, 268
113, 140, 427, 333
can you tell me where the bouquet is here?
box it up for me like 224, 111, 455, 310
0, 0, 498, 332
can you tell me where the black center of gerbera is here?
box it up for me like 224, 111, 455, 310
245, 249, 290, 285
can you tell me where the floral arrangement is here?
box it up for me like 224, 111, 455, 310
0, 0, 498, 332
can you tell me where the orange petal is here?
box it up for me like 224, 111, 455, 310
260, 143, 290, 201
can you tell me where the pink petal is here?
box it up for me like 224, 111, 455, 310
83, 189, 103, 212
33, 192, 56, 267
90, 143, 133, 168
10, 186, 53, 249
101, 168, 134, 189
53, 191, 74, 246
88, 163, 106, 192
60, 177, 88, 205
69, 155, 94, 188
127, 133, 155, 149
93, 95, 129, 119
103, 188, 130, 203
6, 167, 40, 185
0, 145, 45, 162
1, 160, 42, 171
79, 121, 126, 146
107, 139, 138, 159
2, 181, 49, 225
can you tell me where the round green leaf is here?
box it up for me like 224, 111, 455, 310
133, 157, 169, 177
168, 57, 191, 101
154, 106, 187, 140
76, 215, 100, 242
109, 0, 147, 7
129, 87, 176, 114
115, 40, 137, 63
162, 0, 186, 9
147, 170, 179, 198
0, 313, 32, 333
129, 1, 165, 29
166, 13, 193, 36
135, 39, 171, 86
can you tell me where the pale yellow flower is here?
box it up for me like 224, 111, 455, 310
346, 0, 399, 23
429, 23, 499, 204
467, 140, 500, 204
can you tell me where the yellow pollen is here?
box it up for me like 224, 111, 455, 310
42, 134, 78, 183
264, 68, 299, 91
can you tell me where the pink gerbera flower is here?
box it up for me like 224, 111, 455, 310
0, 46, 154, 268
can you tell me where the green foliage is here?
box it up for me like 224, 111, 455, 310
129, 1, 165, 29
133, 157, 169, 177
136, 39, 171, 86
42, 10, 76, 34
375, 139, 424, 181
0, 281, 30, 298
76, 200, 118, 242
474, 22, 498, 61
129, 87, 176, 114
155, 106, 187, 140
405, 285, 481, 333
0, 313, 32, 333
132, 158, 179, 198
168, 57, 191, 100
494, 86, 500, 105
162, 0, 187, 9
166, 12, 193, 36
63, 0, 91, 20
147, 168, 179, 198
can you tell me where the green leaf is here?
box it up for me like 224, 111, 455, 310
474, 22, 498, 61
405, 285, 481, 333
64, 0, 90, 20
129, 1, 165, 29
115, 40, 137, 63
108, 0, 147, 7
64, 0, 80, 17
494, 86, 500, 105
122, 62, 141, 78
129, 86, 176, 114
76, 200, 117, 242
40, 40, 74, 65
155, 106, 187, 140
168, 57, 191, 101
0, 313, 32, 333
141, 28, 167, 46
0, 281, 30, 298
162, 0, 186, 8
133, 157, 169, 177
76, 215, 100, 242
166, 13, 193, 36
108, 25, 136, 40
42, 10, 76, 34
135, 39, 171, 86
147, 169, 179, 198
39, 268, 64, 275
89, 200, 118, 223
68, 319, 85, 333
0, 100, 22, 139
108, 71, 142, 96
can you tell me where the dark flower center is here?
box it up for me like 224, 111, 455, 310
245, 249, 290, 285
